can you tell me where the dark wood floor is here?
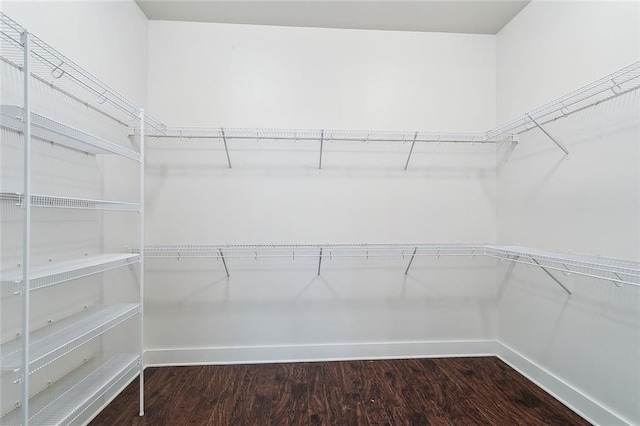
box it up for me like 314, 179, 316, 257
91, 357, 590, 425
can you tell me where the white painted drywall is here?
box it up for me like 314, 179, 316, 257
144, 21, 499, 359
0, 1, 147, 421
496, 1, 639, 424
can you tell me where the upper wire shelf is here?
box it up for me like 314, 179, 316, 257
487, 62, 640, 140
0, 13, 165, 134
0, 353, 139, 425
0, 304, 139, 374
486, 246, 640, 288
145, 127, 497, 144
0, 192, 140, 212
0, 105, 141, 161
0, 253, 140, 296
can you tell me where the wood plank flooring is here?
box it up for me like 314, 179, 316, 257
91, 357, 590, 425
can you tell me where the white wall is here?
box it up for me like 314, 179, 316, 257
496, 1, 639, 424
145, 21, 499, 361
0, 1, 147, 422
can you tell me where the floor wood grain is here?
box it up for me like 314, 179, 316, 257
91, 357, 590, 425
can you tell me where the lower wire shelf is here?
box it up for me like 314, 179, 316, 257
1, 353, 139, 426
1, 304, 140, 374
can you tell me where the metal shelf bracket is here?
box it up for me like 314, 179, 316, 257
220, 127, 232, 169
530, 257, 572, 295
526, 114, 569, 156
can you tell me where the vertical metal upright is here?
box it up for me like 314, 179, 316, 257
21, 28, 31, 426
138, 109, 145, 416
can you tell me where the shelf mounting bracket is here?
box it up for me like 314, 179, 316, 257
220, 128, 232, 169
404, 131, 419, 170
319, 129, 324, 170
317, 248, 323, 276
530, 257, 571, 295
404, 247, 418, 275
526, 114, 569, 156
219, 249, 229, 277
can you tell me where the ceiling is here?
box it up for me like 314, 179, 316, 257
135, 0, 531, 35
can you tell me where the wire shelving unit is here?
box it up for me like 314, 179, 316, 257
1, 12, 147, 425
1, 253, 140, 295
0, 304, 139, 374
0, 354, 139, 425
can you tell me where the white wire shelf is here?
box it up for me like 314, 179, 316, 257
1, 353, 139, 426
486, 246, 640, 288
0, 105, 141, 161
0, 304, 139, 374
138, 243, 487, 259
0, 192, 140, 212
138, 243, 639, 288
0, 12, 165, 134
145, 127, 497, 144
0, 253, 140, 295
487, 62, 640, 140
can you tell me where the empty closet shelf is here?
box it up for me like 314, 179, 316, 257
487, 62, 640, 139
0, 353, 139, 426
0, 105, 141, 161
144, 127, 497, 144
0, 192, 140, 211
0, 304, 139, 373
0, 253, 140, 294
138, 243, 487, 259
486, 245, 640, 287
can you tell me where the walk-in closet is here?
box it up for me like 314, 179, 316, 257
1, 1, 638, 425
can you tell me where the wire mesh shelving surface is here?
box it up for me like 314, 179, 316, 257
139, 243, 640, 287
144, 127, 498, 144
0, 192, 140, 212
0, 253, 140, 295
0, 106, 141, 161
0, 354, 139, 426
0, 304, 139, 374
0, 12, 165, 134
486, 246, 640, 287
487, 62, 640, 140
138, 243, 488, 260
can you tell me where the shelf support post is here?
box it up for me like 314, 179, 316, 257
219, 249, 229, 277
221, 127, 232, 169
527, 114, 569, 155
138, 108, 145, 417
530, 257, 571, 295
404, 247, 418, 275
317, 248, 323, 276
21, 28, 32, 426
404, 131, 419, 170
319, 129, 324, 170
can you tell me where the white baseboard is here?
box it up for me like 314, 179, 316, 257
495, 342, 631, 426
145, 339, 498, 366
144, 340, 631, 425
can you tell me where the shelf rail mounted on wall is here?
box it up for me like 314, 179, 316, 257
486, 62, 640, 155
137, 244, 640, 289
0, 12, 148, 425
143, 127, 499, 170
